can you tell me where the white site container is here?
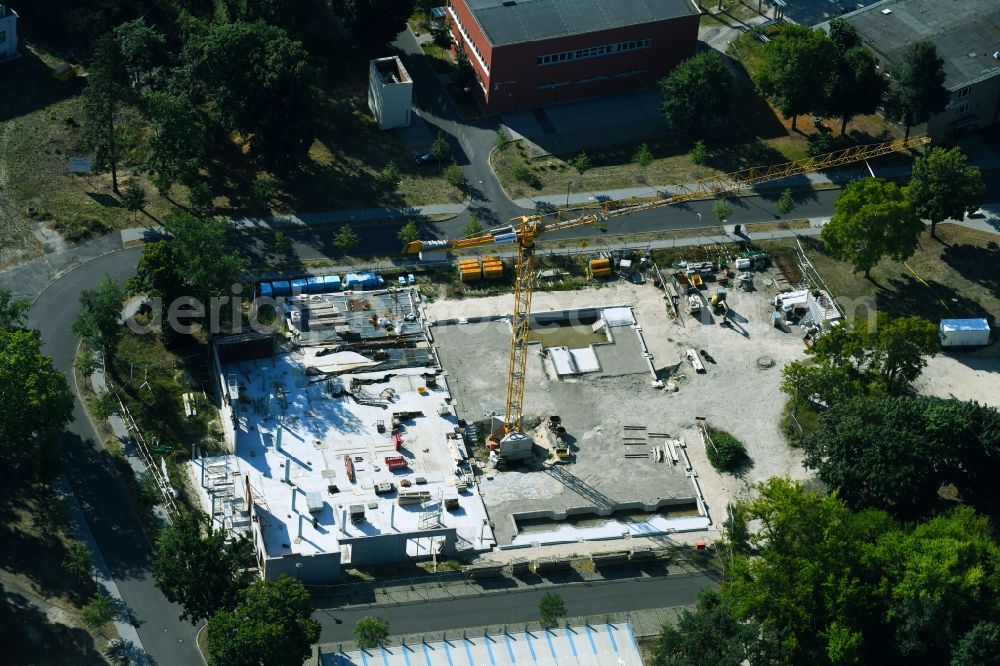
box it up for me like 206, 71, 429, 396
939, 319, 990, 348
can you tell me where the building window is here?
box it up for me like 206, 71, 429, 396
956, 102, 969, 116
537, 38, 651, 66
448, 7, 490, 76
956, 87, 971, 99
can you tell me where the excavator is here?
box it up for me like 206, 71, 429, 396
402, 135, 929, 460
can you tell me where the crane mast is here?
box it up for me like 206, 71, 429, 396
502, 217, 536, 437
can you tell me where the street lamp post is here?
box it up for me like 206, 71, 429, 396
295, 562, 302, 581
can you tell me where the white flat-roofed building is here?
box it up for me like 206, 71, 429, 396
196, 289, 495, 583
368, 56, 413, 129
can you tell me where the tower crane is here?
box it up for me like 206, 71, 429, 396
402, 135, 929, 459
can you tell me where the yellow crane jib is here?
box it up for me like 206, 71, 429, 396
402, 135, 929, 460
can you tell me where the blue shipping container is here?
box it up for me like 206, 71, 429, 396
260, 282, 273, 297
272, 280, 291, 296
307, 277, 323, 293
290, 278, 308, 293
323, 275, 342, 290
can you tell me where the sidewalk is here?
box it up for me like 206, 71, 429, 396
511, 165, 915, 208
120, 202, 467, 246
55, 471, 151, 666
70, 366, 161, 666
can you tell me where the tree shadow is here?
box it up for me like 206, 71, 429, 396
0, 582, 107, 665
876, 274, 994, 330
0, 45, 84, 124
0, 474, 95, 607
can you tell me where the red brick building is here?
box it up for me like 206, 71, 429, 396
447, 0, 701, 114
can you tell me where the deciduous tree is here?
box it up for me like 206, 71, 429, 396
881, 507, 1000, 662
724, 478, 893, 664
331, 0, 416, 46
430, 131, 450, 166
0, 328, 74, 465
863, 313, 940, 392
571, 152, 591, 176
81, 593, 116, 631
122, 180, 147, 222
114, 18, 167, 88
205, 576, 320, 666
651, 589, 773, 666
776, 188, 795, 215
63, 540, 94, 582
397, 220, 420, 246
951, 622, 1000, 666
887, 41, 949, 140
821, 177, 923, 277
659, 51, 733, 130
185, 21, 316, 166
334, 225, 360, 256
825, 46, 887, 136
754, 25, 836, 130
144, 92, 208, 189
463, 213, 483, 238
803, 396, 944, 517
0, 289, 29, 330
779, 359, 863, 410
73, 275, 125, 358
154, 512, 253, 623
907, 146, 985, 238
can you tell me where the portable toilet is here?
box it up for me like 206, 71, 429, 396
259, 282, 273, 298
290, 278, 308, 294
307, 276, 323, 293
323, 275, 342, 291
272, 280, 291, 296
407, 274, 415, 284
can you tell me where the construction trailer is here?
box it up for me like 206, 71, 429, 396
940, 318, 991, 348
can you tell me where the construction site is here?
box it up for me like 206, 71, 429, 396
186, 137, 924, 580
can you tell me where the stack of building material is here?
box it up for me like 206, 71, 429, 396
458, 258, 482, 282
481, 256, 503, 279
589, 257, 613, 277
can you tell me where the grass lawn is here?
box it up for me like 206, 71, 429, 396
0, 34, 458, 258
490, 77, 900, 200
103, 330, 227, 520
799, 224, 1000, 327
0, 45, 180, 263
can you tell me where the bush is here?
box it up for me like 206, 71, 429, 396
705, 427, 749, 472
690, 140, 708, 166
512, 162, 540, 189
354, 616, 390, 648
777, 187, 796, 215
443, 163, 465, 189
808, 133, 837, 157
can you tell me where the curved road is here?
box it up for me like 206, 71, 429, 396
27, 247, 203, 665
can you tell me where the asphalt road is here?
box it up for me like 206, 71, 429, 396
313, 573, 717, 642
27, 247, 203, 665
240, 186, 842, 266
